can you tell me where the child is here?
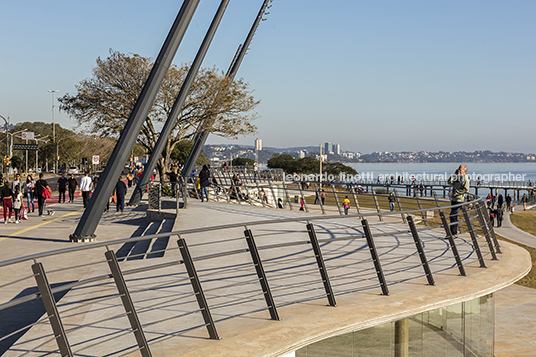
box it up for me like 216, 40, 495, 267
13, 185, 24, 224
343, 196, 350, 215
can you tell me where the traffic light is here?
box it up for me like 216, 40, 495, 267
93, 134, 97, 140
3, 156, 9, 167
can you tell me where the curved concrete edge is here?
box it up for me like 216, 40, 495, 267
148, 241, 531, 357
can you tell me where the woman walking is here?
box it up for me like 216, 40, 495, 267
1, 180, 13, 223
25, 175, 35, 213
13, 185, 24, 223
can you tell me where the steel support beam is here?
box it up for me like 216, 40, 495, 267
181, 0, 273, 179
129, 0, 230, 206
71, 0, 200, 241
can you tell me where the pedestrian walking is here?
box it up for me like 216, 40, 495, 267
34, 173, 50, 217
521, 193, 528, 211
79, 172, 93, 208
388, 192, 396, 212
115, 177, 128, 212
447, 165, 470, 236
1, 180, 13, 223
127, 171, 134, 188
497, 194, 504, 209
496, 208, 503, 228
11, 173, 21, 195
25, 175, 35, 213
67, 174, 78, 203
342, 196, 350, 215
199, 165, 211, 202
320, 189, 326, 205
56, 173, 68, 203
12, 185, 24, 224
489, 209, 496, 227
505, 194, 512, 211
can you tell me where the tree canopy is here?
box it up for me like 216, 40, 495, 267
267, 153, 357, 177
59, 50, 259, 176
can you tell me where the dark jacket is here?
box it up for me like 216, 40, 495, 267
115, 181, 128, 197
199, 169, 211, 187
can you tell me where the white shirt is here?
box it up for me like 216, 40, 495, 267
79, 176, 93, 192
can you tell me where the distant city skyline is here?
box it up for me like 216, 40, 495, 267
1, 1, 535, 154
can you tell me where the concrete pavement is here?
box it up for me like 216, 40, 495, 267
491, 211, 536, 357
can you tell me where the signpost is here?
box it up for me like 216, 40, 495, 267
13, 144, 39, 151
92, 155, 100, 172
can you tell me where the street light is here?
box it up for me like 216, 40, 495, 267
48, 89, 59, 173
0, 114, 8, 179
56, 134, 78, 173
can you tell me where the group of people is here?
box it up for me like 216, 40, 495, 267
0, 169, 133, 224
1, 172, 52, 223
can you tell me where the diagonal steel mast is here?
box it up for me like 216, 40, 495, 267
70, 0, 200, 241
129, 0, 230, 206
180, 0, 274, 180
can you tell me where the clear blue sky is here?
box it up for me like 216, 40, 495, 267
1, 0, 535, 153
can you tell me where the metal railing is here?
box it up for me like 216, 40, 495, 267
0, 191, 500, 356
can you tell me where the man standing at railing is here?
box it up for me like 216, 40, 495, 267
447, 165, 470, 236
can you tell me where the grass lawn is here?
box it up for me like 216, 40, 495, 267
510, 211, 536, 236
496, 234, 536, 289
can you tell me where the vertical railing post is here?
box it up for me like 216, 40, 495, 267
461, 206, 488, 267
330, 183, 343, 215
371, 187, 383, 221
177, 237, 220, 339
268, 178, 278, 208
244, 227, 280, 320
255, 180, 267, 208
297, 182, 309, 213
393, 188, 406, 223
315, 184, 326, 215
282, 181, 293, 210
306, 222, 337, 307
478, 201, 502, 254
105, 250, 152, 357
415, 195, 428, 226
466, 204, 497, 261
32, 262, 73, 357
350, 185, 361, 216
361, 219, 389, 295
438, 211, 467, 276
406, 216, 435, 285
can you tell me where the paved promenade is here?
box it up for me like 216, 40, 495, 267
0, 193, 534, 356
493, 211, 536, 357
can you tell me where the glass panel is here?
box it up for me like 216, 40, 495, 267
354, 323, 393, 357
422, 308, 448, 356
295, 295, 494, 357
445, 302, 464, 356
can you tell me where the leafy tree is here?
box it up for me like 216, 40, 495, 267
232, 157, 255, 166
170, 140, 209, 166
59, 50, 258, 178
268, 153, 357, 177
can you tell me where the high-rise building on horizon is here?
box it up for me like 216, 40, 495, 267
255, 138, 262, 152
324, 142, 333, 155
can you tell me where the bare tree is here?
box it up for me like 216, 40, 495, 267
59, 50, 258, 176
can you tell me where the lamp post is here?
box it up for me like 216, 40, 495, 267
56, 135, 78, 173
48, 89, 59, 173
0, 115, 8, 179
